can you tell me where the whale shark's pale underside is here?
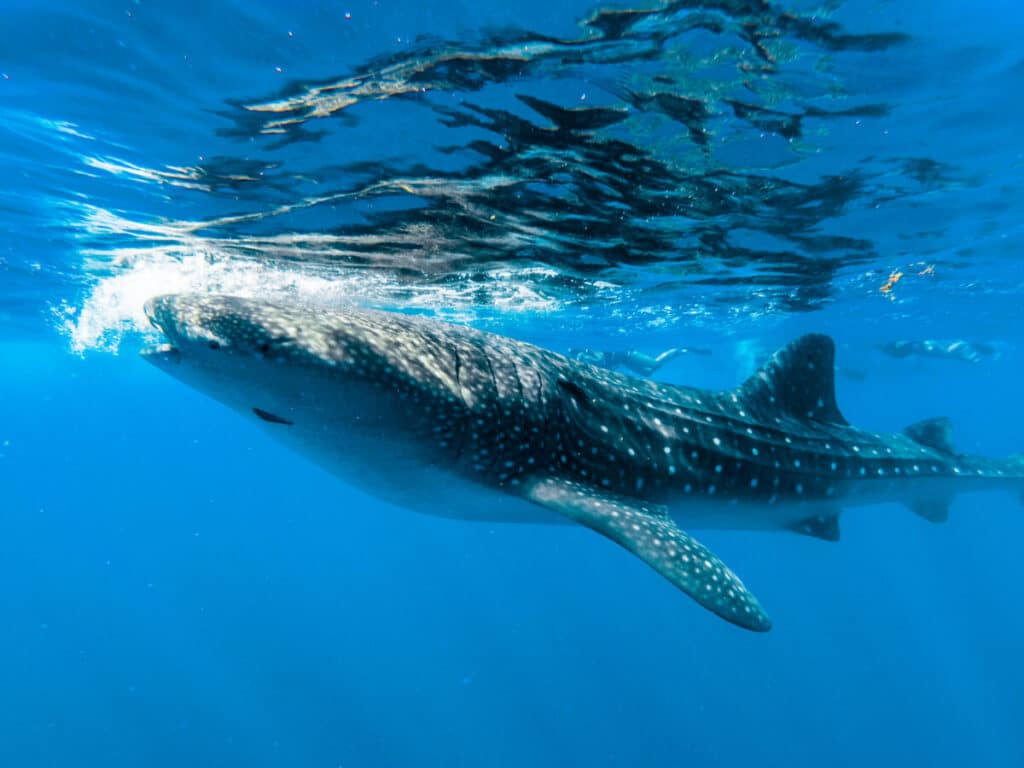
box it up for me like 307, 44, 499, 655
142, 294, 1024, 631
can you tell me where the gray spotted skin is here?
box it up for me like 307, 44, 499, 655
142, 294, 1024, 632
529, 477, 768, 629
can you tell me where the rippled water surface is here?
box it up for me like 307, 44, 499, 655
1, 0, 1019, 350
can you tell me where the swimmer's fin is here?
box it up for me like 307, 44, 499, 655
524, 477, 771, 632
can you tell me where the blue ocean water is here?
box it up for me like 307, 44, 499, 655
2, 1, 1023, 765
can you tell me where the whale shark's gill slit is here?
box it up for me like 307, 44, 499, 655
253, 407, 294, 425
453, 344, 462, 392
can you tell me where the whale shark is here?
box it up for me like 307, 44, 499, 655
141, 294, 1024, 632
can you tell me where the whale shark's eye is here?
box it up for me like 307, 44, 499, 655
253, 407, 293, 426
259, 343, 271, 354
208, 341, 221, 350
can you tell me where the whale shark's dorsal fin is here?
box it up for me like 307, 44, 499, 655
525, 477, 771, 632
903, 417, 955, 454
738, 334, 847, 425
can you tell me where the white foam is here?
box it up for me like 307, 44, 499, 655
60, 248, 375, 353
58, 244, 575, 354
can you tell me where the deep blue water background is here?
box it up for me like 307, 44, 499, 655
2, 1, 1024, 766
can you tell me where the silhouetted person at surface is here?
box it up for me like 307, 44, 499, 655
568, 346, 711, 377
879, 339, 1001, 364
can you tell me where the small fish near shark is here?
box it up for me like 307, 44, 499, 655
142, 294, 1024, 632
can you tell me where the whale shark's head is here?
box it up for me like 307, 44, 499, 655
142, 294, 473, 479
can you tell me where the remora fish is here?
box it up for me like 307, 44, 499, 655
142, 294, 1024, 632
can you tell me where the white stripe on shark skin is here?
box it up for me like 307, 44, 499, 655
141, 294, 1024, 632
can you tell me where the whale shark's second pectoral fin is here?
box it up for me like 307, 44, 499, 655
909, 500, 950, 524
789, 512, 841, 541
525, 478, 771, 632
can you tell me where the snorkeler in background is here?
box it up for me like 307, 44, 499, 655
568, 345, 712, 377
879, 339, 1001, 364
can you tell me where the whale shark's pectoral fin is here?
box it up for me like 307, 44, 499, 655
789, 512, 841, 541
525, 478, 771, 632
909, 500, 950, 524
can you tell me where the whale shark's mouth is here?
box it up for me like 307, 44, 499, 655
141, 297, 183, 364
